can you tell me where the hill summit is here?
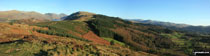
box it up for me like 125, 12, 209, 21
64, 11, 96, 21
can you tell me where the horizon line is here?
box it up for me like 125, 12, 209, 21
0, 10, 209, 26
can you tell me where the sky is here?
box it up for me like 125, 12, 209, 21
0, 0, 210, 26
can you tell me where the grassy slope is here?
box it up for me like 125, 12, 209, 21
0, 23, 156, 56
102, 37, 125, 46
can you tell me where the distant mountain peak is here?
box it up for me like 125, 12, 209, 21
9, 10, 19, 12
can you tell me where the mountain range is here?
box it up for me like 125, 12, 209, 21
127, 19, 210, 34
0, 10, 67, 22
0, 10, 209, 56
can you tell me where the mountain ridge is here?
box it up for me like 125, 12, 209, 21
0, 10, 67, 21
127, 19, 210, 34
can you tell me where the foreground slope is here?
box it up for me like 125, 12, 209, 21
0, 22, 155, 56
